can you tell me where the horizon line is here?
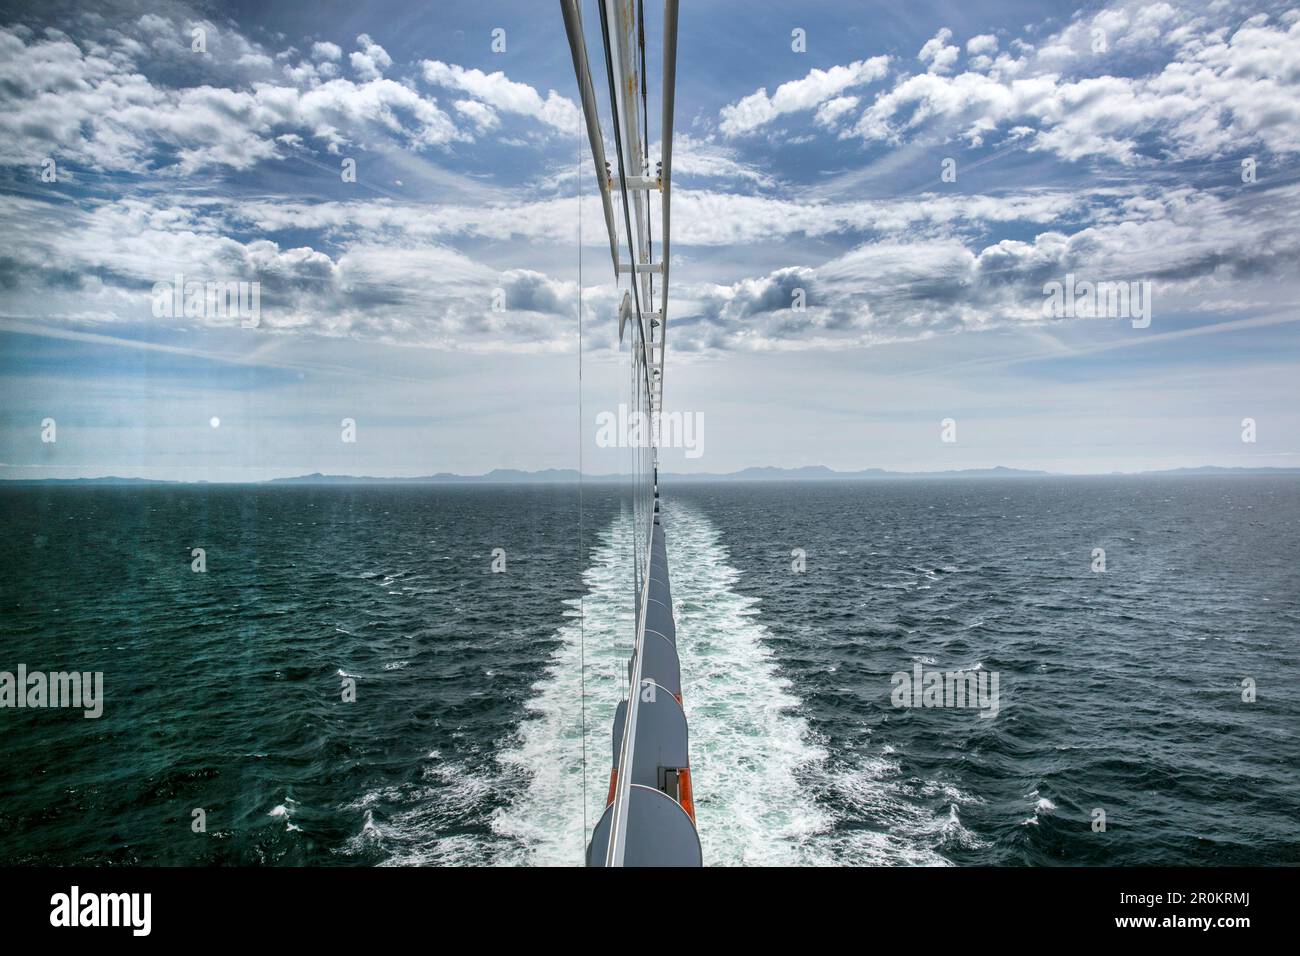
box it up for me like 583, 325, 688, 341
4, 463, 1300, 485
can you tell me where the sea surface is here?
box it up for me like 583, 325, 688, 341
1, 477, 1297, 865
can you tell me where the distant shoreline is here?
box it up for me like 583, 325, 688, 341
3, 465, 1299, 486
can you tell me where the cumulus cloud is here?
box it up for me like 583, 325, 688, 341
146, 159, 1299, 356
918, 28, 960, 74
719, 3, 1300, 162
4, 0, 1297, 364
0, 192, 582, 352
814, 95, 860, 130
0, 21, 484, 173
349, 33, 392, 81
421, 60, 579, 132
966, 34, 999, 71
656, 133, 777, 187
223, 181, 1107, 252
667, 187, 1099, 245
661, 177, 1300, 352
453, 98, 500, 134
854, 6, 1300, 161
311, 40, 342, 61
3, 174, 1297, 356
1036, 2, 1182, 64
718, 56, 889, 136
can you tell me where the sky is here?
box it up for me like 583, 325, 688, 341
0, 0, 1297, 479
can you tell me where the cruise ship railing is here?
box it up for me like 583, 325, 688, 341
562, 0, 697, 867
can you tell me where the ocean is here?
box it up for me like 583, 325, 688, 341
1, 477, 1297, 865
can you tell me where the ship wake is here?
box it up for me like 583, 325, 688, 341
495, 501, 954, 865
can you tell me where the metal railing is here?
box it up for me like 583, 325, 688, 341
562, 0, 682, 867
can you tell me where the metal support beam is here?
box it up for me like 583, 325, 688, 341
560, 0, 620, 273
612, 175, 661, 191
659, 0, 678, 393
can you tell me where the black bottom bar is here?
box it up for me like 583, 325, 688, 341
0, 866, 1284, 941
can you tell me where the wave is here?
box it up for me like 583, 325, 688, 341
490, 501, 962, 866
490, 511, 635, 866
664, 503, 831, 865
668, 504, 955, 866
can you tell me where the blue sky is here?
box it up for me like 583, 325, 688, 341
1, 0, 1297, 479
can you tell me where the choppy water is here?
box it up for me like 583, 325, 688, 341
1, 478, 1297, 865
671, 476, 1300, 865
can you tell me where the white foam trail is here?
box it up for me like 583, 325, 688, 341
664, 503, 830, 865
491, 510, 636, 866
495, 501, 960, 866
668, 502, 956, 866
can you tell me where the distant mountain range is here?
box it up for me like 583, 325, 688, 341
268, 465, 1053, 484
6, 465, 1300, 485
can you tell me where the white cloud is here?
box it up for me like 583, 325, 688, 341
666, 187, 1098, 246
421, 60, 579, 132
5, 166, 1298, 356
5, 0, 1298, 364
676, 174, 1300, 351
349, 33, 392, 81
919, 28, 960, 75
654, 133, 777, 187
312, 41, 342, 61
293, 77, 464, 152
453, 99, 499, 134
967, 34, 998, 55
235, 52, 273, 71
668, 177, 1300, 352
283, 60, 322, 85
814, 95, 859, 130
0, 192, 583, 352
0, 23, 467, 173
223, 182, 1105, 251
718, 56, 889, 136
853, 13, 1300, 162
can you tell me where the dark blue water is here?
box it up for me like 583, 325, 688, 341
1, 477, 1297, 865
670, 476, 1300, 865
0, 484, 614, 865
